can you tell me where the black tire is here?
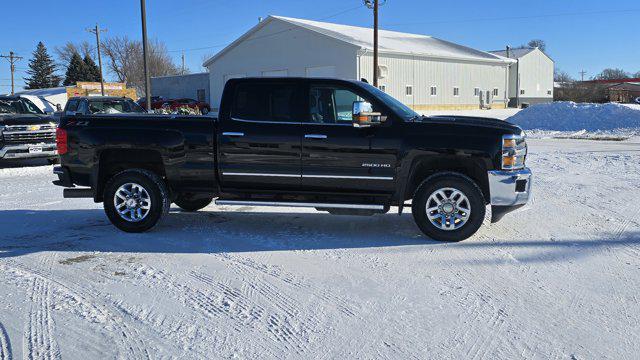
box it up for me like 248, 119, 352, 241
412, 172, 485, 242
174, 195, 212, 212
103, 169, 169, 233
47, 157, 59, 165
201, 107, 209, 115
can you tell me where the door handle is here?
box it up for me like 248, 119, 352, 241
305, 134, 327, 139
222, 132, 244, 137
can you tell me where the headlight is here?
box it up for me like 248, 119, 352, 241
501, 133, 527, 170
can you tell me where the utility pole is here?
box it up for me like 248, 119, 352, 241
140, 0, 152, 112
87, 24, 107, 95
579, 70, 587, 82
181, 52, 185, 75
0, 51, 23, 95
364, 0, 385, 87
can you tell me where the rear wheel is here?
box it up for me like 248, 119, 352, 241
412, 172, 485, 242
103, 169, 169, 232
174, 195, 212, 212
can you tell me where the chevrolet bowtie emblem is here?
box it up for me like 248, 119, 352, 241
28, 125, 40, 131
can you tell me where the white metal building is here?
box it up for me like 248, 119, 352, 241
490, 47, 554, 106
203, 16, 522, 112
150, 72, 210, 103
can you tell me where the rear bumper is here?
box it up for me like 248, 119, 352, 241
0, 143, 57, 159
53, 166, 94, 198
487, 168, 532, 222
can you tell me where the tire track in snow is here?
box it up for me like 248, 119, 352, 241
0, 322, 12, 360
24, 276, 61, 360
3, 260, 150, 360
190, 270, 313, 355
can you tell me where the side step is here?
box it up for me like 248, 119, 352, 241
63, 188, 93, 198
215, 200, 384, 210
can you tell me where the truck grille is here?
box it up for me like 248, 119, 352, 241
3, 131, 56, 145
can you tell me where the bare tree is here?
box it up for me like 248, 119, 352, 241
101, 36, 180, 91
594, 68, 629, 80
55, 41, 94, 68
527, 39, 546, 52
554, 69, 574, 83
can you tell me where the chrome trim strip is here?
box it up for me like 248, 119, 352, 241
302, 174, 394, 180
304, 134, 328, 139
221, 172, 394, 180
222, 132, 245, 137
215, 200, 385, 210
222, 172, 300, 178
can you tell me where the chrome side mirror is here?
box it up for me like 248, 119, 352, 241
352, 101, 386, 127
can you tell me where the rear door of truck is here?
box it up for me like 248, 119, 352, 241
217, 79, 305, 190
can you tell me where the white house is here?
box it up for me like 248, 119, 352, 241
489, 47, 554, 106
203, 16, 517, 112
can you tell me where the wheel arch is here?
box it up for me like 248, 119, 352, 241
404, 155, 490, 204
95, 149, 167, 202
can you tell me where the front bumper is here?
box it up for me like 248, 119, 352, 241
487, 168, 532, 222
0, 143, 57, 160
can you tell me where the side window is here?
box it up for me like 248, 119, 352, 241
231, 82, 297, 122
66, 100, 79, 112
309, 86, 361, 125
77, 100, 89, 114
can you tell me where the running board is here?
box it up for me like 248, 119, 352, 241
215, 200, 385, 210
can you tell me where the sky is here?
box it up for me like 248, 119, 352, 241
1, 0, 638, 92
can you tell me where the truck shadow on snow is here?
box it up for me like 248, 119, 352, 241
0, 208, 638, 263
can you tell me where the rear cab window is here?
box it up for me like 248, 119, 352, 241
230, 82, 301, 122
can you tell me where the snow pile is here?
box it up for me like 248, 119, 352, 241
507, 102, 640, 134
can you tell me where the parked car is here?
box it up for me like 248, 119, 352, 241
161, 98, 211, 114
53, 77, 532, 242
137, 96, 166, 110
0, 96, 57, 162
64, 97, 145, 115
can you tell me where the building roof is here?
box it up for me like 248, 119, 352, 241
203, 15, 513, 67
489, 47, 537, 59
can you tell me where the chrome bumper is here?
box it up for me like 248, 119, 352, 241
0, 143, 57, 159
487, 168, 532, 206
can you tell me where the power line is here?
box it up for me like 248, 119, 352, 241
383, 8, 640, 26
167, 4, 366, 54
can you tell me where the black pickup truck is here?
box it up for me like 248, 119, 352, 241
53, 78, 531, 241
0, 96, 57, 162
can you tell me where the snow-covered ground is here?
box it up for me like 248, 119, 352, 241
1, 138, 639, 359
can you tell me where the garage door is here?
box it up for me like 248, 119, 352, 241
305, 66, 336, 78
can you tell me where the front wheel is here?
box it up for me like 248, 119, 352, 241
103, 169, 170, 233
412, 172, 485, 242
174, 195, 212, 212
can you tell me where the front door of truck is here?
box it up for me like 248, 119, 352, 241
218, 80, 304, 190
300, 83, 398, 193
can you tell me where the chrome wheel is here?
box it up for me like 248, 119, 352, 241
426, 187, 471, 231
113, 183, 151, 222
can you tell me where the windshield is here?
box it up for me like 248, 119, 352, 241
0, 98, 44, 115
357, 82, 419, 121
88, 99, 145, 114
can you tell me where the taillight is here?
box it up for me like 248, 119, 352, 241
56, 128, 68, 155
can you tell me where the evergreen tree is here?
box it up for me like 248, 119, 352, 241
24, 42, 61, 89
83, 55, 102, 82
63, 52, 89, 86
